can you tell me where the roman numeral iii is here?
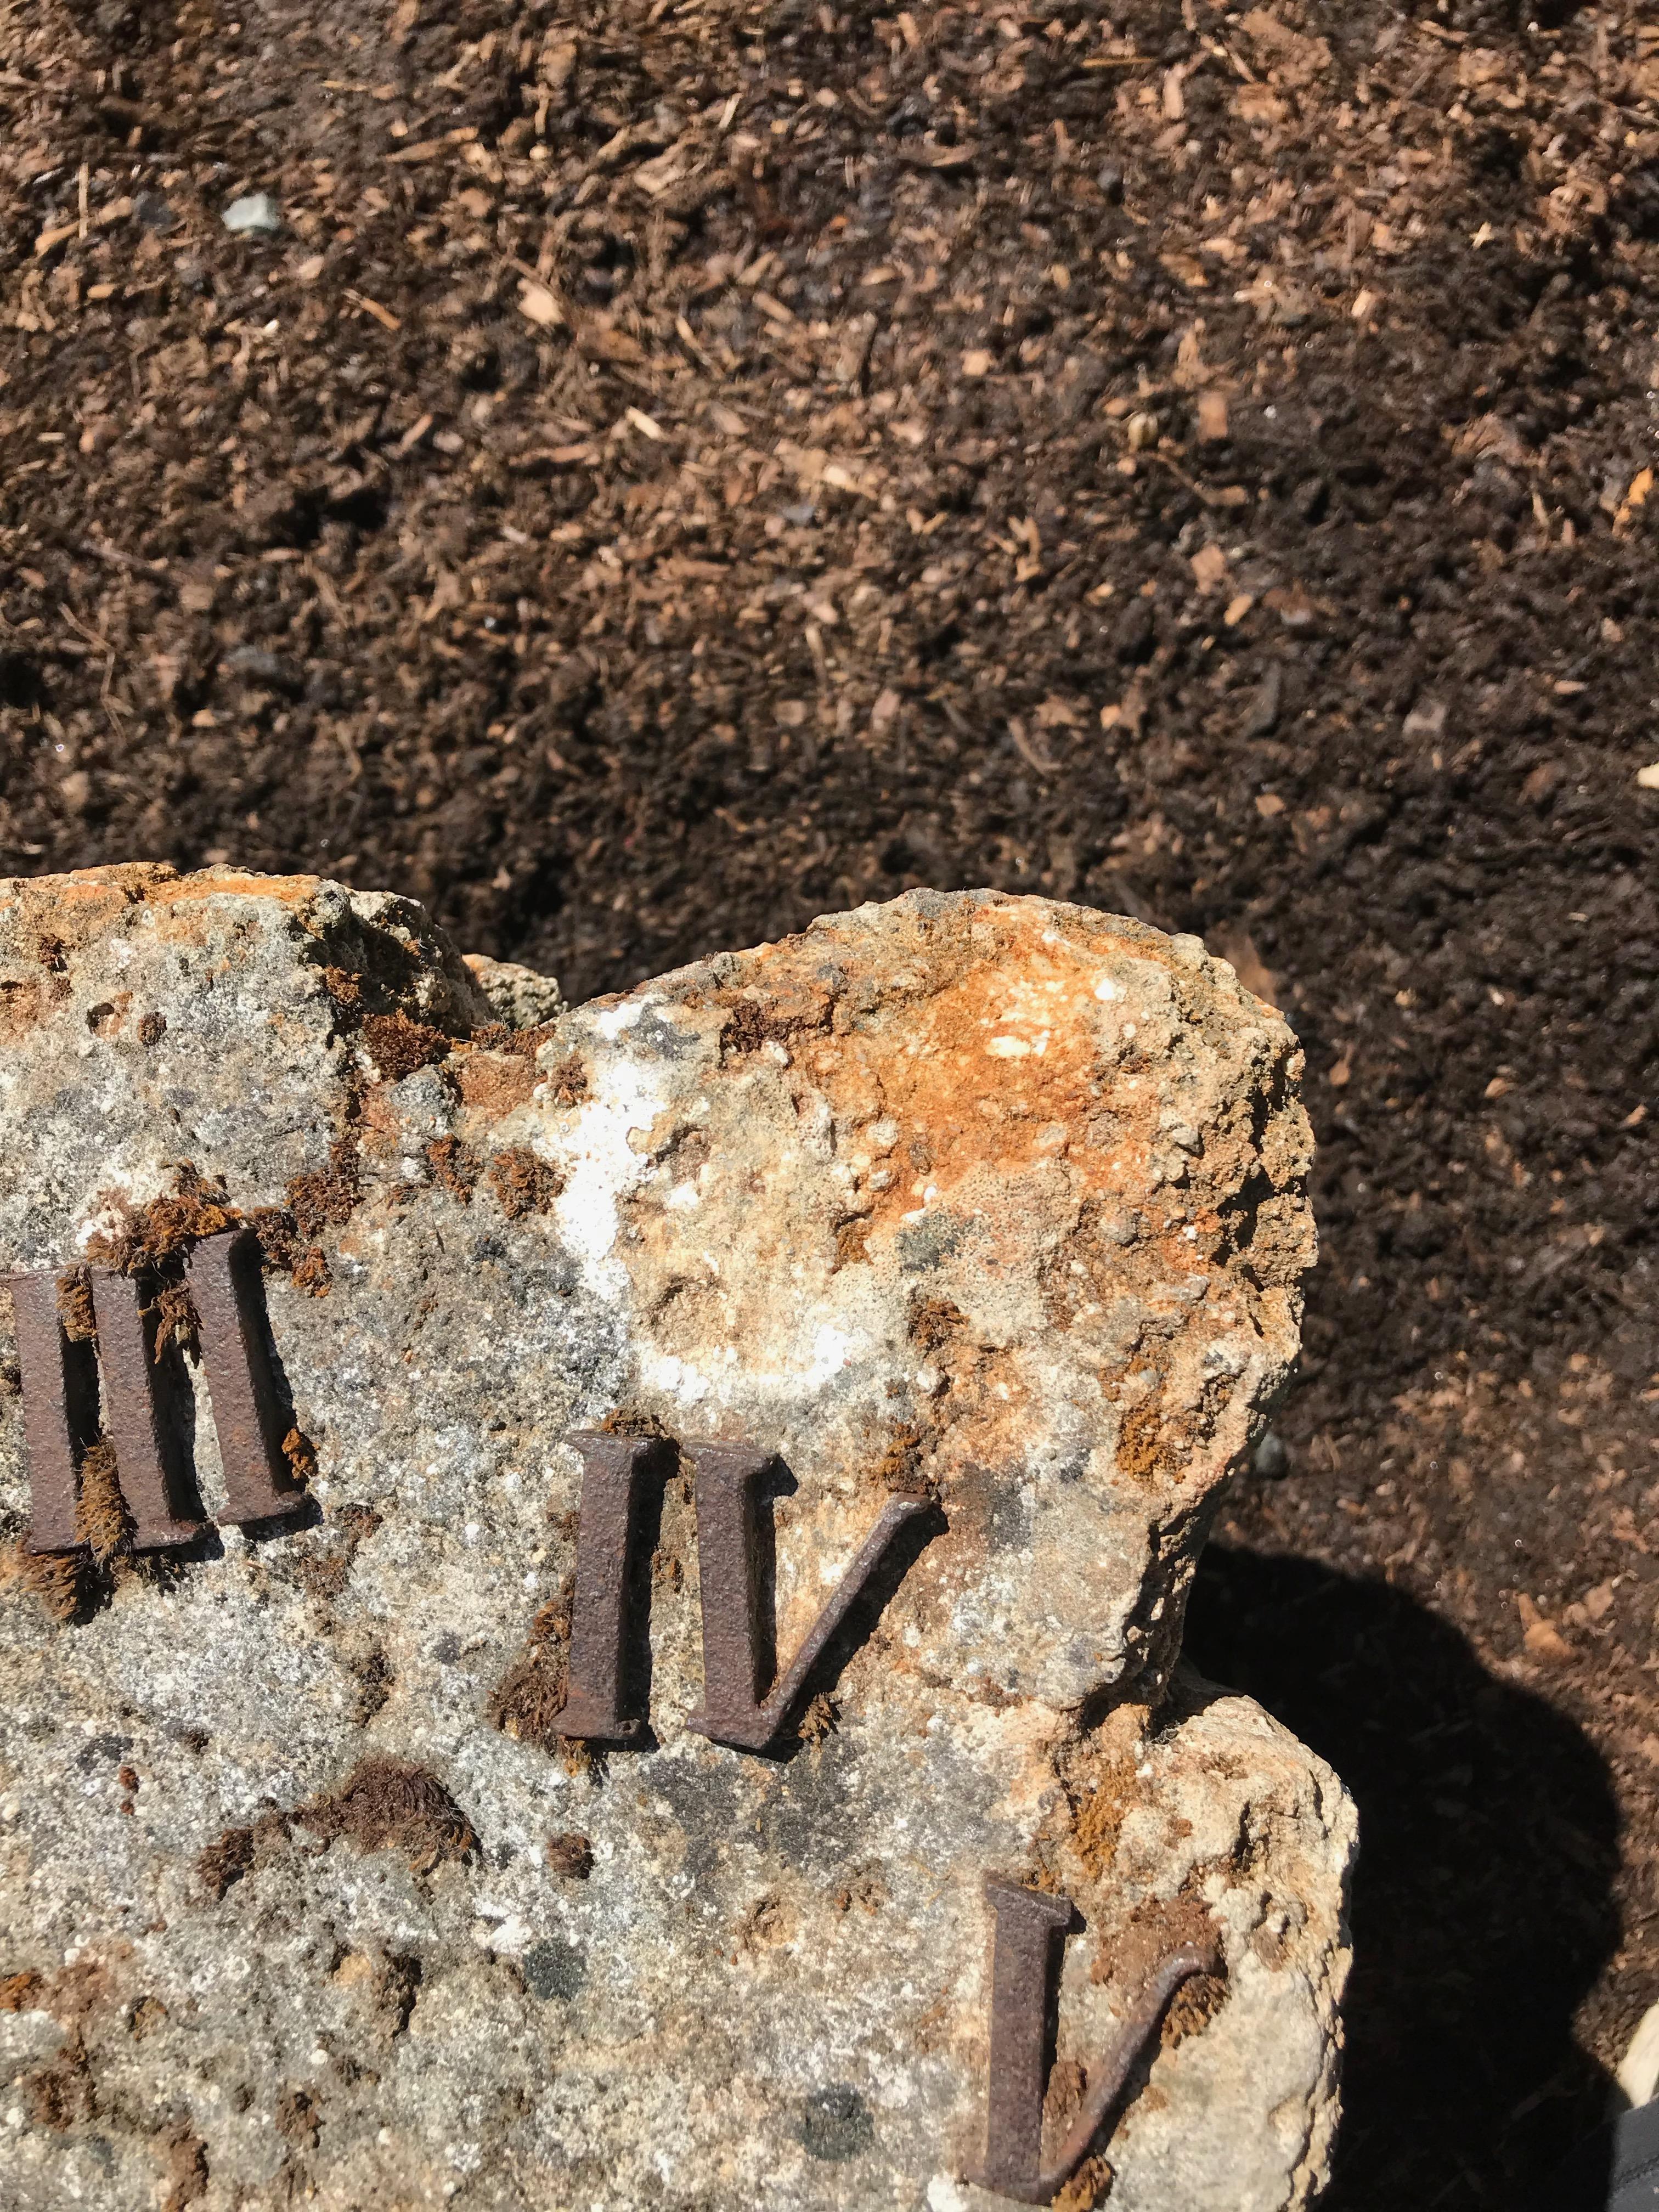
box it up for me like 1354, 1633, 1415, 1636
9, 1227, 303, 1554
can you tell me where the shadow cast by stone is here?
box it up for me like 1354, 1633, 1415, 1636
1184, 1546, 1619, 2212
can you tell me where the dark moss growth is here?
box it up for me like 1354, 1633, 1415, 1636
55, 1268, 97, 1342
545, 1830, 593, 1879
425, 1135, 481, 1204
362, 1010, 450, 1081
294, 1758, 475, 1874
74, 1441, 132, 1564
487, 1599, 571, 1753
285, 1138, 362, 1240
486, 1146, 563, 1221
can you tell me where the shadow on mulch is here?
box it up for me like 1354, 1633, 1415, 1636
1185, 1548, 1620, 2212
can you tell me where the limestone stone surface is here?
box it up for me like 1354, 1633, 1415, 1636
0, 866, 1352, 2211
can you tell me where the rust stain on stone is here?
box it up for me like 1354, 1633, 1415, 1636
738, 904, 1170, 1248
155, 868, 322, 911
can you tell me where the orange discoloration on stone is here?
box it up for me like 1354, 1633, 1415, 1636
157, 870, 322, 909
740, 904, 1167, 1244
453, 1049, 539, 1118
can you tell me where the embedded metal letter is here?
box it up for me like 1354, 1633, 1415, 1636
188, 1228, 302, 1526
555, 1431, 665, 1742
977, 1876, 1219, 2205
685, 1442, 929, 1753
9, 1274, 98, 1554
88, 1272, 204, 1552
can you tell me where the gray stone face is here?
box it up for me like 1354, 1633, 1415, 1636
0, 867, 1352, 2211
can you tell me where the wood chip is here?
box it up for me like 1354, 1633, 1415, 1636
345, 290, 402, 332
1190, 542, 1229, 591
517, 280, 563, 328
33, 197, 133, 257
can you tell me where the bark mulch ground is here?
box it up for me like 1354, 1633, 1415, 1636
3, 0, 1658, 2202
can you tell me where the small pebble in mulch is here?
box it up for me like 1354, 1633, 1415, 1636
221, 193, 281, 236
1253, 1431, 1291, 1481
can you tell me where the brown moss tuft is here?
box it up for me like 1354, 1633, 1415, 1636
245, 1205, 298, 1269
488, 1598, 572, 1752
909, 1294, 967, 1354
83, 1164, 237, 1274
425, 1135, 480, 1203
1093, 1886, 1226, 2052
535, 1045, 586, 1098
137, 1010, 167, 1046
128, 1994, 167, 2039
275, 2086, 321, 2148
597, 1406, 673, 1439
1052, 2153, 1114, 2211
1162, 1969, 1228, 2047
75, 1441, 132, 1564
285, 1137, 362, 1239
1058, 1705, 1154, 1882
1114, 1395, 1179, 1488
294, 1758, 476, 1873
290, 1247, 332, 1296
56, 1268, 98, 1342
719, 999, 769, 1056
196, 1825, 257, 1900
290, 1502, 379, 1600
137, 1166, 235, 1267
487, 1146, 563, 1220
282, 1427, 319, 1486
797, 1692, 838, 1745
153, 1278, 199, 1355
24, 2033, 96, 2129
869, 1422, 931, 1499
321, 965, 363, 1012
3, 1542, 89, 1622
545, 1830, 593, 1879
159, 2120, 209, 2212
718, 985, 834, 1059
362, 1011, 450, 1081
0, 1970, 46, 2012
832, 1214, 871, 1269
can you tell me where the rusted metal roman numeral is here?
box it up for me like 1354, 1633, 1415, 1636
555, 1431, 667, 1742
8, 1274, 99, 1553
87, 1271, 204, 1551
8, 1230, 303, 1554
553, 1434, 930, 1753
976, 1877, 1219, 2205
188, 1229, 303, 1526
685, 1442, 929, 1754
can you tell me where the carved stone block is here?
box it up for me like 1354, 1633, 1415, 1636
0, 867, 1352, 2211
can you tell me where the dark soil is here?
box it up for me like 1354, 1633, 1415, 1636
3, 0, 1658, 2202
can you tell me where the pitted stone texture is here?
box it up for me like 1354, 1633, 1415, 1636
0, 868, 1347, 2212
464, 951, 563, 1030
